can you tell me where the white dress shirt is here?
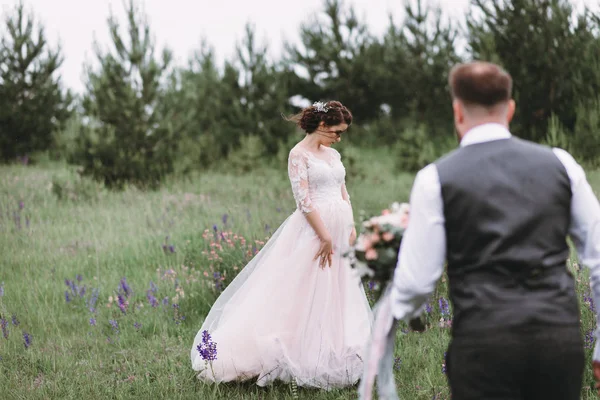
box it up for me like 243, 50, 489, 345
390, 122, 600, 360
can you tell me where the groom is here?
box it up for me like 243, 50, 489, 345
390, 61, 600, 399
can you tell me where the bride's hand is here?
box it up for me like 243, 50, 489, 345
314, 234, 334, 269
349, 227, 357, 246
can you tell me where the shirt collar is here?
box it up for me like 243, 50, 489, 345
460, 123, 512, 147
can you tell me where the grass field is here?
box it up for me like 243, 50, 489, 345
1, 147, 600, 399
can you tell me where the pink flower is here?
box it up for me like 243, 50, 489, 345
370, 233, 381, 244
382, 209, 391, 215
382, 232, 394, 242
365, 249, 378, 260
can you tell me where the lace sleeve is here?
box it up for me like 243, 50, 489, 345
288, 149, 314, 214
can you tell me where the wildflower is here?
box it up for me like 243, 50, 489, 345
22, 332, 31, 349
1, 318, 8, 339
11, 315, 19, 327
134, 322, 141, 330
222, 214, 228, 225
425, 303, 432, 314
87, 288, 99, 313
117, 294, 128, 314
109, 320, 119, 334
89, 317, 96, 326
584, 292, 596, 313
146, 290, 159, 308
119, 278, 132, 297
65, 291, 71, 303
150, 281, 158, 293
0, 282, 4, 297
439, 297, 450, 316
76, 274, 83, 282
585, 329, 596, 349
197, 330, 218, 361
394, 357, 402, 370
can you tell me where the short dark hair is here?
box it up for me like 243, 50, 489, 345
449, 62, 512, 108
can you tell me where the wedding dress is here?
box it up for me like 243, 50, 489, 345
191, 144, 373, 389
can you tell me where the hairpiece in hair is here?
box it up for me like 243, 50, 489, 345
313, 101, 329, 113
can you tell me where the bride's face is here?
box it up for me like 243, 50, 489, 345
314, 122, 348, 147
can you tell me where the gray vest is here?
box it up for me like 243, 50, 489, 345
435, 137, 580, 336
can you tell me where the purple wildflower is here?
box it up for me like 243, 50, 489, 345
425, 303, 432, 314
87, 288, 99, 313
89, 317, 96, 326
109, 319, 119, 334
585, 329, 596, 349
197, 330, 218, 361
79, 285, 86, 298
150, 281, 158, 293
134, 322, 141, 330
222, 214, 228, 225
0, 282, 4, 297
162, 297, 169, 306
65, 291, 71, 303
146, 290, 159, 308
394, 357, 402, 370
22, 332, 31, 348
584, 292, 596, 313
213, 272, 222, 292
1, 318, 8, 339
18, 201, 24, 210
213, 224, 218, 233
119, 278, 132, 297
11, 315, 19, 327
168, 245, 175, 253
439, 297, 450, 316
117, 294, 128, 314
76, 274, 83, 282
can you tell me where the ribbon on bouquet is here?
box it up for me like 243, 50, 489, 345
358, 284, 400, 400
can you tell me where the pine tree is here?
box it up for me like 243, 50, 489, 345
284, 0, 384, 121
0, 2, 72, 162
73, 0, 176, 189
467, 0, 600, 142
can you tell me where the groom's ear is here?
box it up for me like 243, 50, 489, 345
507, 100, 516, 123
452, 100, 464, 124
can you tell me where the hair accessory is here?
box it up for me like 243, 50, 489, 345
312, 101, 329, 113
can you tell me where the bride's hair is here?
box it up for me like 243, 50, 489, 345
285, 100, 353, 133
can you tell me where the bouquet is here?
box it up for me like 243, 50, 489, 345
347, 202, 425, 332
348, 202, 410, 299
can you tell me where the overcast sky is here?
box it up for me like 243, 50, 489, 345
0, 0, 597, 94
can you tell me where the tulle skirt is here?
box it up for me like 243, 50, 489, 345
190, 199, 373, 389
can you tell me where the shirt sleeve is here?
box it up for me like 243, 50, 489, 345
390, 164, 447, 320
553, 148, 600, 361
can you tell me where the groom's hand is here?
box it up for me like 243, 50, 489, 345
593, 361, 600, 394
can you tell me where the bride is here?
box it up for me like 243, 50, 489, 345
190, 100, 373, 389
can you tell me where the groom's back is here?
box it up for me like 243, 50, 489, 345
435, 136, 579, 334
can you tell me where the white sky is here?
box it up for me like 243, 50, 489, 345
0, 0, 597, 94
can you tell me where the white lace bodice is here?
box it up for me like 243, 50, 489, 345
288, 145, 351, 214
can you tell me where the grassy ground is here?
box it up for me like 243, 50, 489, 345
1, 147, 599, 399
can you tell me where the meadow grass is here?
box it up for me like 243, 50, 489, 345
1, 147, 600, 399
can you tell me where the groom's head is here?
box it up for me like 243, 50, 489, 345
449, 61, 516, 141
